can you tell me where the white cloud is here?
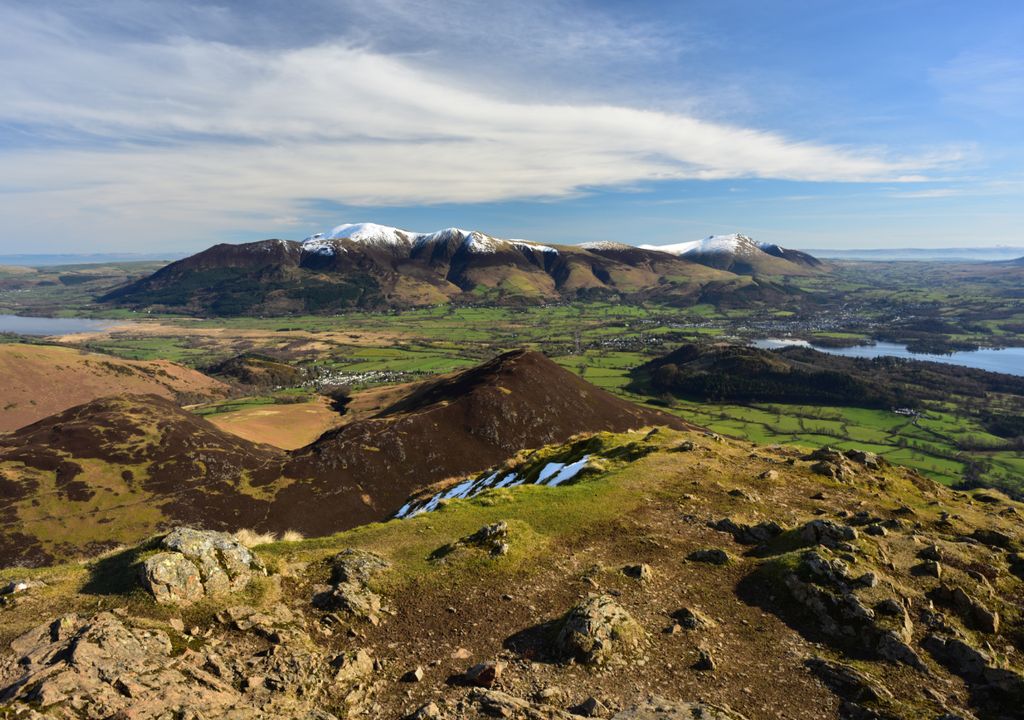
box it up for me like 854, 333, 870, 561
0, 4, 950, 249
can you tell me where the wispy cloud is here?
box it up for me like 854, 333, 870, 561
888, 188, 964, 199
0, 2, 954, 249
931, 50, 1024, 118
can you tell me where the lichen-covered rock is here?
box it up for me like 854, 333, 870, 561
140, 551, 204, 605
140, 527, 265, 605
330, 548, 391, 585
555, 594, 644, 665
314, 547, 390, 623
162, 526, 263, 594
314, 581, 384, 623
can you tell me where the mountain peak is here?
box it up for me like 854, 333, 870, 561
640, 233, 763, 257
302, 223, 559, 256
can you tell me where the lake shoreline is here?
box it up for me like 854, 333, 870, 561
753, 337, 1024, 378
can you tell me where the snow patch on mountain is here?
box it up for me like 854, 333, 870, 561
578, 241, 632, 251
394, 454, 593, 519
640, 234, 771, 257
302, 223, 559, 255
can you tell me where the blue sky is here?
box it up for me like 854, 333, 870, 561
1, 0, 1022, 252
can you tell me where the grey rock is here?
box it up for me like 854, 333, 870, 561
687, 548, 730, 565
330, 549, 390, 585
140, 527, 265, 605
555, 594, 645, 665
798, 520, 858, 548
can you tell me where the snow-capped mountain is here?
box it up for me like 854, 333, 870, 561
640, 233, 824, 274
303, 223, 557, 256
640, 233, 767, 256
103, 223, 821, 315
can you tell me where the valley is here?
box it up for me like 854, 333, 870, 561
1, 233, 1023, 720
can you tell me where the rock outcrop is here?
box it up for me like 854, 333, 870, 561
0, 610, 340, 719
312, 548, 390, 624
140, 527, 265, 605
775, 550, 925, 670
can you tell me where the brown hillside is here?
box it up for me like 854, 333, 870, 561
277, 350, 694, 535
0, 351, 691, 567
0, 343, 227, 431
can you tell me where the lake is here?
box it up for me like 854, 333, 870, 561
753, 338, 1024, 377
0, 315, 126, 336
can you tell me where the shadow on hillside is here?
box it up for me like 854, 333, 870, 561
734, 571, 873, 662
503, 618, 562, 664
81, 537, 161, 596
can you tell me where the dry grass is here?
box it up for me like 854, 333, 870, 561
233, 528, 305, 547
233, 529, 278, 548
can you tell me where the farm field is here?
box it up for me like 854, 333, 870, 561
200, 396, 342, 450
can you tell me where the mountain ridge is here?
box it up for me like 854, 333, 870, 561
101, 225, 823, 315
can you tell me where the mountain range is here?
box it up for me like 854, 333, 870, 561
101, 224, 825, 315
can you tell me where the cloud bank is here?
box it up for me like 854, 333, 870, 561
0, 2, 947, 248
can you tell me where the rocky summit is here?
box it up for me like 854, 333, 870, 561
2, 427, 1023, 719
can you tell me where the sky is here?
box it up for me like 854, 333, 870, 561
1, 0, 1022, 253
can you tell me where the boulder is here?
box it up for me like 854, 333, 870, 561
671, 607, 716, 630
777, 551, 925, 671
469, 689, 577, 719
140, 552, 204, 605
623, 564, 653, 582
710, 518, 784, 545
845, 449, 882, 468
555, 594, 645, 665
930, 584, 1000, 634
333, 648, 375, 686
433, 522, 511, 560
464, 661, 505, 688
330, 549, 390, 585
687, 548, 730, 565
314, 547, 391, 624
797, 520, 858, 549
140, 527, 265, 605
